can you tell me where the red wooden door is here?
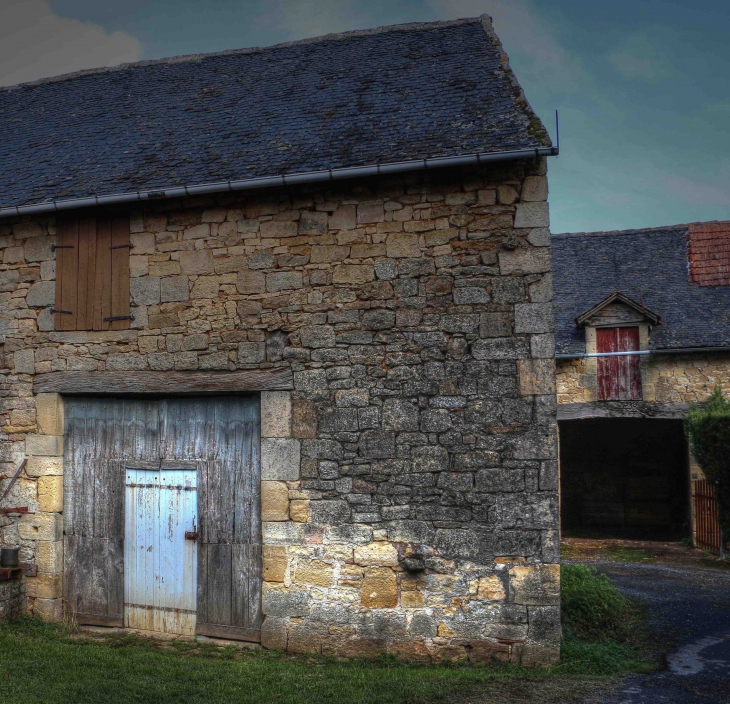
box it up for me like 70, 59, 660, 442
597, 327, 642, 400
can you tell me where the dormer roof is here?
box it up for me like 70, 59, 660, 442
552, 223, 730, 354
575, 291, 661, 327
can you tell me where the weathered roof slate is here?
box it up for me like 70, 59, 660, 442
552, 224, 730, 354
0, 16, 550, 211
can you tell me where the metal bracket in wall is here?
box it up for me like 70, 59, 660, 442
51, 244, 74, 251
0, 459, 27, 507
109, 243, 133, 250
103, 315, 135, 322
51, 309, 73, 315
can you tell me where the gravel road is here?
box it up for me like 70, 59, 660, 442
583, 562, 730, 704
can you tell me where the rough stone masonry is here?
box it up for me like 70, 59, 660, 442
0, 159, 559, 665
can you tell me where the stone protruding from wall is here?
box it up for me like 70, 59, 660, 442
0, 160, 559, 662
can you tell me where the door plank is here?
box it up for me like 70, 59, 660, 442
206, 543, 232, 626
207, 459, 234, 544
235, 398, 261, 544
197, 542, 209, 626
233, 544, 262, 630
196, 460, 209, 546
93, 459, 124, 539
618, 327, 642, 400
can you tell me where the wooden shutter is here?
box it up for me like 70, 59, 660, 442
55, 215, 130, 331
597, 327, 642, 400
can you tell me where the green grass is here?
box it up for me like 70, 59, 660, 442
559, 564, 656, 676
0, 566, 656, 704
605, 546, 654, 564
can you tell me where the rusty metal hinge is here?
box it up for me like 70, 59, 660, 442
103, 315, 134, 322
51, 245, 74, 251
109, 243, 133, 250
185, 531, 199, 541
51, 309, 73, 315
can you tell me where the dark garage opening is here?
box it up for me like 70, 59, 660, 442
560, 418, 690, 540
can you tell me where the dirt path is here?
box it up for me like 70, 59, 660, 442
580, 561, 730, 703
562, 537, 730, 571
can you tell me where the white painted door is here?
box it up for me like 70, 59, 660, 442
124, 466, 198, 635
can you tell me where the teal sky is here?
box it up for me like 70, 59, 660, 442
3, 1, 729, 234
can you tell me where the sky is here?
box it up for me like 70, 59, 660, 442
1, 0, 728, 234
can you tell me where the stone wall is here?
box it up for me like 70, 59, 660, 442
0, 579, 21, 621
557, 352, 730, 404
0, 159, 559, 664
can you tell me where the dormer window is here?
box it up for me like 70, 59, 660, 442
575, 291, 662, 403
596, 327, 641, 400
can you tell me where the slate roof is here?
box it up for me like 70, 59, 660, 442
0, 16, 550, 211
552, 224, 730, 354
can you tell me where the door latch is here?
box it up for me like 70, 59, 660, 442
185, 531, 199, 541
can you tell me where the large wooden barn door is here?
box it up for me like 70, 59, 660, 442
63, 397, 261, 639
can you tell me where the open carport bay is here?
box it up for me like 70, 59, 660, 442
560, 419, 690, 541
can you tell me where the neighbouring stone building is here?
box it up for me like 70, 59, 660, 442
552, 222, 730, 550
0, 16, 561, 663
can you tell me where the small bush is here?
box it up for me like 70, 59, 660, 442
685, 385, 730, 550
561, 564, 634, 641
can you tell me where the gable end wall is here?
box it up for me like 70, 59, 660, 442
0, 160, 558, 665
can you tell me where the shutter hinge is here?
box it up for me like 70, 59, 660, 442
51, 245, 74, 251
51, 309, 73, 315
103, 315, 135, 322
109, 243, 133, 250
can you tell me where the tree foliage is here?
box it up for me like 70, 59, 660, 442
685, 385, 730, 553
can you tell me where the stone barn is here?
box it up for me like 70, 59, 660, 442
0, 16, 561, 664
553, 221, 730, 550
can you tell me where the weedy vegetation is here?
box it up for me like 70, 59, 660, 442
0, 565, 656, 704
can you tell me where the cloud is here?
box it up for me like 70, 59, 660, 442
252, 0, 371, 41
608, 34, 672, 79
0, 0, 142, 87
659, 171, 730, 209
427, 0, 584, 92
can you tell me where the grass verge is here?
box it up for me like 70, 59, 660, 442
558, 563, 657, 677
605, 546, 654, 564
0, 566, 656, 704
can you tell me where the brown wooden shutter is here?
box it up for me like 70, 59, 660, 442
55, 219, 79, 330
55, 215, 130, 331
109, 216, 131, 330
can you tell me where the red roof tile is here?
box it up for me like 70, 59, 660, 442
688, 222, 730, 286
